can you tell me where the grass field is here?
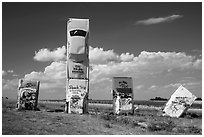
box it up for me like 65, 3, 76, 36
2, 99, 202, 135
88, 99, 202, 109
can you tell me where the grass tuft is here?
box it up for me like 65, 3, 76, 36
147, 120, 176, 132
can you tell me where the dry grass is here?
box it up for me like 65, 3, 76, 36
2, 99, 202, 135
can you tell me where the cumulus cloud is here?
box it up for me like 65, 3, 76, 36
7, 70, 14, 73
89, 48, 201, 72
90, 50, 201, 84
24, 61, 66, 90
89, 47, 120, 64
2, 70, 15, 77
135, 14, 183, 25
13, 46, 200, 99
120, 53, 134, 62
34, 45, 122, 64
2, 70, 7, 76
34, 46, 66, 62
2, 79, 19, 90
149, 85, 157, 90
89, 47, 136, 64
163, 81, 201, 90
135, 85, 144, 90
89, 50, 201, 99
192, 59, 202, 69
136, 51, 201, 70
2, 44, 201, 100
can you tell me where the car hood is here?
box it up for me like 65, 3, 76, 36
68, 37, 86, 54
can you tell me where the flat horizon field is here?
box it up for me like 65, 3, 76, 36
2, 98, 202, 135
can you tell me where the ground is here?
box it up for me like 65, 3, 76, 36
2, 99, 202, 135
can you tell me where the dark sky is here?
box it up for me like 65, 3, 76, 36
3, 2, 201, 73
2, 2, 202, 100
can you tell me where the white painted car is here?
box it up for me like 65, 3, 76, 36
162, 85, 197, 118
67, 18, 89, 79
66, 18, 90, 114
67, 18, 89, 55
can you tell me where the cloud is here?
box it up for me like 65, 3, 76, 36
149, 85, 157, 90
12, 74, 18, 77
3, 45, 201, 99
89, 47, 135, 64
135, 14, 183, 25
192, 59, 202, 69
34, 45, 122, 64
135, 51, 201, 71
90, 50, 201, 83
2, 62, 66, 95
2, 70, 7, 76
89, 50, 201, 99
7, 70, 14, 73
135, 85, 144, 90
24, 61, 66, 90
163, 81, 201, 90
7, 46, 199, 99
89, 47, 120, 64
2, 70, 15, 77
89, 48, 201, 72
34, 46, 66, 62
120, 53, 134, 62
2, 79, 19, 90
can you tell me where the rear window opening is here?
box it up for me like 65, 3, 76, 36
70, 29, 87, 37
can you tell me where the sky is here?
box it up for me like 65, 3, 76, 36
2, 2, 202, 100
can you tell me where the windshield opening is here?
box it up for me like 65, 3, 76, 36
70, 29, 87, 37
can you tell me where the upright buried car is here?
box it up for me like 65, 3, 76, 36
16, 79, 40, 110
67, 18, 89, 79
66, 18, 89, 114
112, 77, 134, 115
